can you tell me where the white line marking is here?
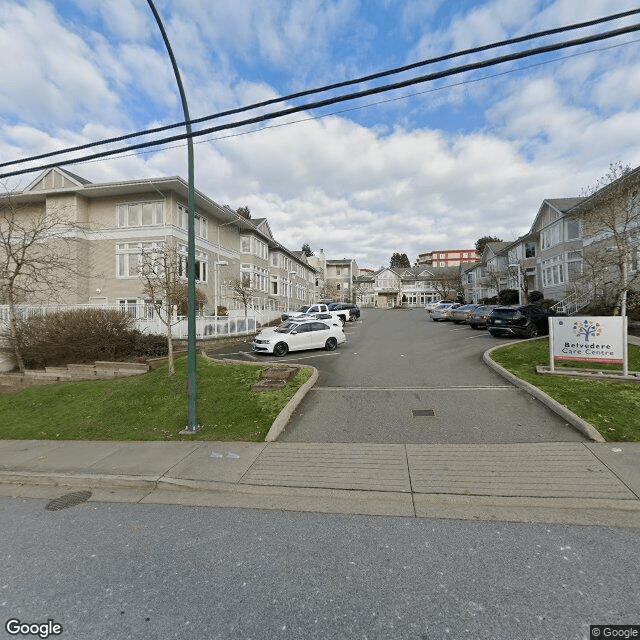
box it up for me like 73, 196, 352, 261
312, 386, 515, 391
283, 352, 341, 361
220, 350, 339, 361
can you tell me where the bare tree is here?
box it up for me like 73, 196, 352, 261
506, 261, 530, 303
481, 266, 508, 299
579, 162, 640, 315
431, 267, 464, 301
139, 240, 206, 377
353, 282, 374, 307
568, 242, 612, 308
232, 274, 254, 317
320, 280, 338, 302
0, 194, 87, 372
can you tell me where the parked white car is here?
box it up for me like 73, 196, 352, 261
252, 318, 346, 357
281, 304, 329, 321
429, 302, 461, 321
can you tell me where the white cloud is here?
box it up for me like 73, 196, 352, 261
0, 0, 120, 128
3, 0, 640, 270
73, 0, 152, 42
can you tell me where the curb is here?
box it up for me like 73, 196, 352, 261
201, 351, 318, 442
265, 366, 319, 441
0, 470, 159, 491
483, 339, 605, 443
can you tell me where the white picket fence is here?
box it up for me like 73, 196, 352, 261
0, 304, 283, 339
138, 315, 259, 339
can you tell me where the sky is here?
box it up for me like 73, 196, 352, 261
2, 1, 640, 269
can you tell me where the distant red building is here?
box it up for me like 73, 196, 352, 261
415, 249, 478, 268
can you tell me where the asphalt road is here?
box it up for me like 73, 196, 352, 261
260, 308, 584, 443
2, 497, 638, 640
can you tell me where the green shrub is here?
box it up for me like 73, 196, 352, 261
130, 330, 169, 357
11, 309, 167, 368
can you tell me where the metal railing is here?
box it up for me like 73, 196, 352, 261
551, 291, 592, 316
0, 304, 272, 339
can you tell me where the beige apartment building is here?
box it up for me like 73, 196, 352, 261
1, 167, 316, 319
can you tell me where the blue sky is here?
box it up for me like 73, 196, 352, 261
2, 0, 640, 268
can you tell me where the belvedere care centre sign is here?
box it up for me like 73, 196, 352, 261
549, 316, 628, 376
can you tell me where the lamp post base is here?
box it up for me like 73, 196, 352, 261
179, 425, 202, 435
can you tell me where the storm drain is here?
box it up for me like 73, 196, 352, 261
45, 490, 92, 511
412, 409, 436, 417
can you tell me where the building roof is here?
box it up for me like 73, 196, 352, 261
544, 197, 585, 212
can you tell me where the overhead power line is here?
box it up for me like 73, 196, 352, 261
2, 8, 640, 173
2, 19, 640, 179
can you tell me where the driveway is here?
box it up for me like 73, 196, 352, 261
269, 308, 585, 444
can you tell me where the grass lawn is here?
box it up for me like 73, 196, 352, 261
489, 339, 640, 442
0, 355, 312, 442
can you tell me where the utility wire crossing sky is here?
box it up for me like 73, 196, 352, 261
2, 1, 640, 267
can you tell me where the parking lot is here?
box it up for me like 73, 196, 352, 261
216, 308, 586, 444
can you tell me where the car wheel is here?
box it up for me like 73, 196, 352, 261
488, 330, 500, 337
325, 337, 338, 351
526, 324, 538, 338
469, 324, 477, 330
273, 342, 289, 357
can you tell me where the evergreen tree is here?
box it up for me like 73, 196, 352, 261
475, 235, 503, 256
390, 252, 410, 268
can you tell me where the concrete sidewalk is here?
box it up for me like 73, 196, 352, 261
1, 439, 639, 528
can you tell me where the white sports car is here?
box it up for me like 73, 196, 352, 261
252, 318, 346, 357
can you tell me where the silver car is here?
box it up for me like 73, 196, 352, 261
467, 304, 497, 329
429, 302, 461, 321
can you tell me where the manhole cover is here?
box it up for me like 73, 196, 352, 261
412, 409, 436, 417
45, 490, 92, 511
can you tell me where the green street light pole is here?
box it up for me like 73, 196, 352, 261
146, 0, 200, 432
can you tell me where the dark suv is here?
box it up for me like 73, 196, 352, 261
328, 303, 361, 320
486, 304, 554, 338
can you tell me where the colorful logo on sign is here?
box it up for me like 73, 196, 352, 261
572, 319, 602, 341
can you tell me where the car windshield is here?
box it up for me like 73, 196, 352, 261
275, 322, 298, 333
297, 306, 311, 313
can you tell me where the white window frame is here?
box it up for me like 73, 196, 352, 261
117, 201, 164, 228
117, 242, 161, 278
177, 203, 208, 239
542, 255, 565, 287
541, 221, 562, 250
177, 244, 208, 283
566, 218, 581, 241
567, 250, 583, 282
240, 235, 267, 259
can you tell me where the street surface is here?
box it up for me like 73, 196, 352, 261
219, 308, 585, 443
1, 497, 638, 640
2, 310, 637, 640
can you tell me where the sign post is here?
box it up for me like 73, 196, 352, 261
549, 316, 628, 376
